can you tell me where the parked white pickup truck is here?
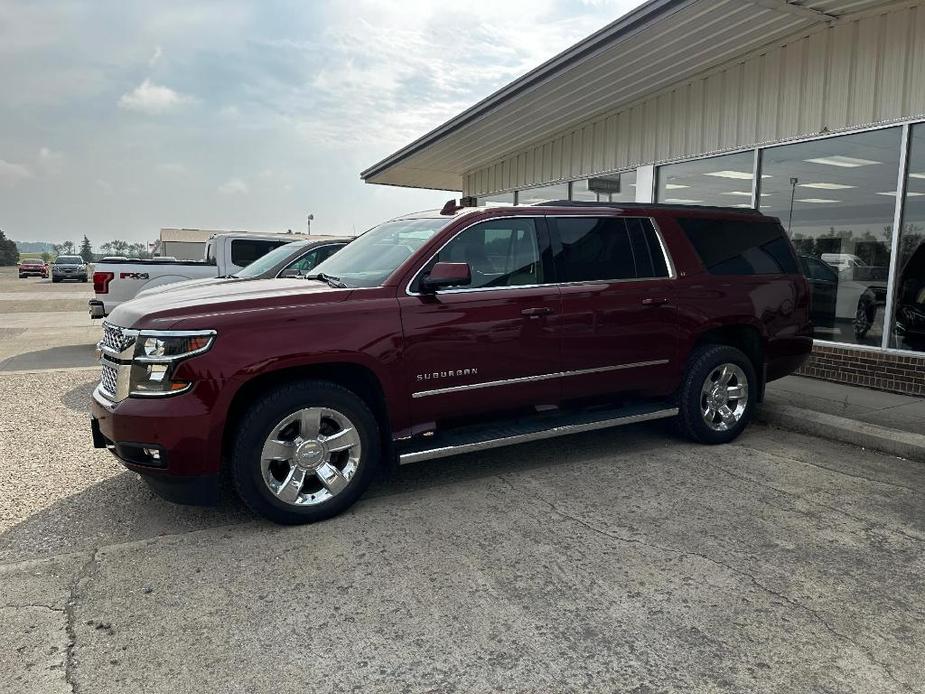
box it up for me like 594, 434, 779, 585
88, 232, 311, 318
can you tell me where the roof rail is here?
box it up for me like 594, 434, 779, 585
532, 200, 763, 215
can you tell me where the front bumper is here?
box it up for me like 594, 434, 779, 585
91, 385, 221, 505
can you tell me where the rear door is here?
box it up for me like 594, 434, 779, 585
398, 217, 561, 425
551, 215, 679, 400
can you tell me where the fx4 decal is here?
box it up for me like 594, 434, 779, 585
120, 272, 149, 280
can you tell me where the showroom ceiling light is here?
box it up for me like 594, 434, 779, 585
665, 198, 703, 204
664, 184, 689, 189
876, 191, 925, 197
721, 191, 753, 197
798, 182, 856, 190
909, 173, 925, 179
796, 198, 840, 203
804, 155, 880, 167
704, 170, 755, 180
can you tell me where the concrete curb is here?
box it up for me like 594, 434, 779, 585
755, 402, 925, 464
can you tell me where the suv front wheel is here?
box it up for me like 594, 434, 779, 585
676, 344, 756, 444
230, 380, 381, 524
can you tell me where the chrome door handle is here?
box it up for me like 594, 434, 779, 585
521, 307, 553, 317
641, 297, 670, 306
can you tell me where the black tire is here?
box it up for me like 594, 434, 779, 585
853, 297, 875, 339
51, 277, 60, 283
675, 344, 757, 445
230, 379, 381, 524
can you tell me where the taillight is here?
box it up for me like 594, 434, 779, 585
93, 271, 114, 294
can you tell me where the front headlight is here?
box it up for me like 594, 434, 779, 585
129, 330, 216, 396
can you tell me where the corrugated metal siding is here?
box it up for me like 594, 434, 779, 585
465, 2, 925, 197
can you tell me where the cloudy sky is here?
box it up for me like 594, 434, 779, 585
0, 0, 643, 247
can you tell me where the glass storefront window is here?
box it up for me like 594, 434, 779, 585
760, 127, 902, 346
517, 182, 569, 206
891, 124, 925, 352
656, 151, 756, 207
477, 192, 515, 207
508, 183, 568, 205
572, 171, 637, 202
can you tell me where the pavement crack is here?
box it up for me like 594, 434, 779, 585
64, 548, 101, 694
0, 603, 65, 612
496, 474, 915, 692
735, 443, 923, 496
698, 458, 925, 548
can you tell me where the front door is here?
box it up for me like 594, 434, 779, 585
550, 215, 679, 400
398, 217, 561, 426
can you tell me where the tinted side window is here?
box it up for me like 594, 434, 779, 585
555, 217, 668, 282
626, 218, 669, 278
678, 218, 799, 275
429, 219, 543, 289
286, 244, 344, 274
231, 239, 286, 267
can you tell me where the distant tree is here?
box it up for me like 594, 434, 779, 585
127, 242, 152, 259
41, 251, 51, 263
0, 230, 19, 265
79, 235, 94, 262
54, 240, 76, 256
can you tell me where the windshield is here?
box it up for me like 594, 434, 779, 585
309, 218, 451, 288
235, 241, 307, 278
55, 256, 83, 264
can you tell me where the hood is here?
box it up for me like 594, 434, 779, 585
136, 276, 242, 299
109, 277, 352, 329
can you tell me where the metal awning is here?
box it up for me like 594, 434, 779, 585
361, 0, 891, 191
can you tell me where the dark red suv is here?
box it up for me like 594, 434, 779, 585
91, 202, 812, 524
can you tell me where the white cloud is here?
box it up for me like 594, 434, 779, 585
217, 178, 248, 195
118, 79, 193, 114
156, 162, 189, 175
280, 0, 643, 152
149, 45, 163, 66
0, 159, 33, 186
37, 146, 64, 175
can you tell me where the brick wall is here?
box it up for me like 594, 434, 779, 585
796, 344, 925, 396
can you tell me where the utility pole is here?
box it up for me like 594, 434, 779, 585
306, 214, 314, 235
788, 177, 798, 235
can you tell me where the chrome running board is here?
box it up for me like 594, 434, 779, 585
397, 403, 678, 465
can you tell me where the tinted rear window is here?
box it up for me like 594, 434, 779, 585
230, 239, 287, 267
678, 218, 798, 275
554, 217, 669, 282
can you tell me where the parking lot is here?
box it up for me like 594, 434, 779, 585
2, 269, 925, 693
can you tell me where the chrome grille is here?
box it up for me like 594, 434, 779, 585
100, 361, 119, 398
101, 322, 132, 353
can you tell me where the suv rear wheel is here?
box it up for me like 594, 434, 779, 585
230, 380, 380, 524
676, 344, 756, 444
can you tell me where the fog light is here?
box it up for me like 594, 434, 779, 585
143, 448, 161, 461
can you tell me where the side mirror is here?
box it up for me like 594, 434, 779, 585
420, 262, 471, 293
278, 268, 302, 279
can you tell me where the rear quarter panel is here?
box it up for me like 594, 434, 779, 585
655, 214, 812, 376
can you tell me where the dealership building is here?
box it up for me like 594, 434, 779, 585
363, 0, 925, 395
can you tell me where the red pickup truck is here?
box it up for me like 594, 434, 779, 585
91, 202, 812, 524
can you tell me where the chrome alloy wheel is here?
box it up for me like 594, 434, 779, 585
700, 363, 749, 432
260, 407, 362, 506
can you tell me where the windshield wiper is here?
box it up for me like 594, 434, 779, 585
305, 272, 347, 288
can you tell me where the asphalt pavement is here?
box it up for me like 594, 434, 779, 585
3, 367, 925, 693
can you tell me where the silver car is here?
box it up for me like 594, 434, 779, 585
52, 255, 88, 283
